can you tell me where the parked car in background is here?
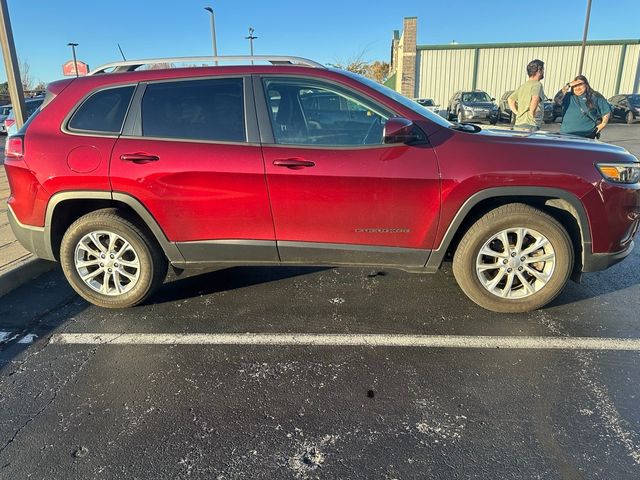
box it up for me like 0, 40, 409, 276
447, 90, 499, 124
498, 90, 557, 124
5, 56, 640, 313
413, 98, 448, 119
608, 94, 640, 124
4, 98, 44, 136
0, 104, 12, 134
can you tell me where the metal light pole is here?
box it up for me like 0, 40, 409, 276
67, 42, 79, 77
204, 6, 218, 66
0, 0, 26, 128
578, 0, 593, 75
245, 27, 257, 63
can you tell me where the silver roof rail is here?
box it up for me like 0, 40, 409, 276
88, 55, 325, 75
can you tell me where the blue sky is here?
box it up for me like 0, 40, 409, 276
2, 0, 639, 84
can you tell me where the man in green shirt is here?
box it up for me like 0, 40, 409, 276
508, 59, 546, 131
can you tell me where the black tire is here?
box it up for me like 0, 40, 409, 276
490, 116, 498, 125
452, 204, 573, 313
627, 111, 635, 124
60, 208, 168, 308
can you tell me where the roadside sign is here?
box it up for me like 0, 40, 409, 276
62, 60, 89, 76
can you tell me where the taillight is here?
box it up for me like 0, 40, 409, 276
5, 136, 24, 158
4, 118, 15, 128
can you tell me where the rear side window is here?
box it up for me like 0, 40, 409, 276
140, 78, 245, 142
68, 86, 135, 134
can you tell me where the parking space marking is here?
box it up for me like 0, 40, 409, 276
49, 333, 640, 351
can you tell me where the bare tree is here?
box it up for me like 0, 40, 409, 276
329, 49, 370, 76
329, 49, 390, 84
20, 59, 33, 90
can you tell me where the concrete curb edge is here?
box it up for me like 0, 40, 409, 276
0, 258, 57, 297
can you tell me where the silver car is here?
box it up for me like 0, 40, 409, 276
0, 104, 12, 134
3, 98, 44, 136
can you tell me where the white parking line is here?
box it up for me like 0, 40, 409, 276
49, 333, 640, 351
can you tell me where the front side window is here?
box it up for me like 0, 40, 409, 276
141, 78, 245, 142
264, 79, 390, 146
68, 86, 134, 133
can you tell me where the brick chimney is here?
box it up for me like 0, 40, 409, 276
400, 17, 417, 97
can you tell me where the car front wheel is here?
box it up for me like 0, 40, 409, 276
60, 209, 168, 308
452, 204, 573, 313
627, 111, 635, 124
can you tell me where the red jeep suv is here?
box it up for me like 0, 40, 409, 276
4, 56, 640, 312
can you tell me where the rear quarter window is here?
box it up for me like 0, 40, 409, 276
68, 86, 135, 134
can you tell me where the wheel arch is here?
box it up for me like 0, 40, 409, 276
425, 187, 592, 275
44, 191, 184, 263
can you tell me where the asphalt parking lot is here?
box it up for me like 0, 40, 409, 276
1, 122, 640, 479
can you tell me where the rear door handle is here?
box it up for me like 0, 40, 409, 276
272, 158, 315, 168
120, 153, 160, 163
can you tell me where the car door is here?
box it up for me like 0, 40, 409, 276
609, 96, 621, 119
110, 76, 278, 263
255, 76, 440, 267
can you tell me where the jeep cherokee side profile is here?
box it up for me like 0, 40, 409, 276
5, 56, 640, 312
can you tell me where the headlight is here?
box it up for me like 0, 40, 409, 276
596, 163, 640, 184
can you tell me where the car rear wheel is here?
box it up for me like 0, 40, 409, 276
627, 111, 635, 124
60, 209, 168, 308
452, 204, 573, 313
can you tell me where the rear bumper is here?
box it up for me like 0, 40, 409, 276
7, 205, 56, 261
582, 240, 634, 272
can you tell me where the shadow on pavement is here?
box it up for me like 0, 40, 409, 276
547, 250, 640, 309
147, 265, 331, 306
0, 269, 88, 373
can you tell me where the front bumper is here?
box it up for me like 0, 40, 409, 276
7, 205, 56, 261
583, 240, 635, 272
459, 110, 499, 123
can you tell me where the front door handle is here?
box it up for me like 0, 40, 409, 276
272, 158, 315, 168
120, 153, 160, 164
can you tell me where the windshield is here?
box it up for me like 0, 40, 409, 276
335, 69, 452, 128
416, 99, 435, 106
462, 92, 491, 103
630, 95, 640, 105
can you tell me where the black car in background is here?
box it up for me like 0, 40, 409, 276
447, 90, 499, 124
497, 90, 558, 124
608, 94, 640, 124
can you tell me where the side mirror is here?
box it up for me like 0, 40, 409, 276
491, 97, 496, 101
383, 118, 425, 145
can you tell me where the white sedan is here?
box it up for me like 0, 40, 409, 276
413, 98, 448, 119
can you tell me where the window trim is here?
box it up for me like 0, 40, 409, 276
255, 74, 398, 148
63, 83, 137, 138
122, 75, 256, 145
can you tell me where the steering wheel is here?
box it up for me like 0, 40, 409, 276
362, 117, 382, 145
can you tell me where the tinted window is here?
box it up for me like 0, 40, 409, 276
264, 79, 390, 146
141, 78, 245, 142
69, 86, 134, 133
462, 92, 491, 102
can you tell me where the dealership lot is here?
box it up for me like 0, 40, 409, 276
1, 123, 639, 479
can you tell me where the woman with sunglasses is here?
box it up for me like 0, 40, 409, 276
554, 75, 611, 138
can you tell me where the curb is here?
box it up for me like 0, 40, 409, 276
0, 257, 57, 297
